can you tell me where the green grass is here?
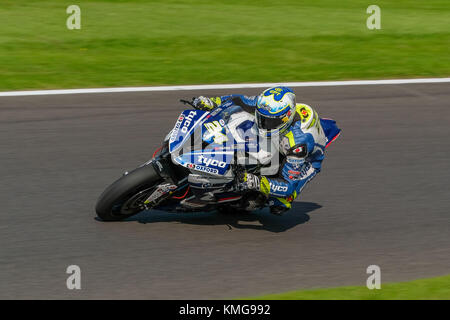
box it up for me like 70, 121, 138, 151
246, 275, 450, 300
0, 0, 449, 90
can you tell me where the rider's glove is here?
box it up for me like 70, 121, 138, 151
192, 96, 220, 111
236, 171, 261, 192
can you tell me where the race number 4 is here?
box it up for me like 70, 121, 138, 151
204, 121, 228, 144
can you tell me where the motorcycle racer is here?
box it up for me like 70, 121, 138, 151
191, 86, 329, 215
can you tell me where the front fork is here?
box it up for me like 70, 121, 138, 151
141, 143, 191, 207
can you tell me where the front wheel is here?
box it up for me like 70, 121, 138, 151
95, 164, 162, 221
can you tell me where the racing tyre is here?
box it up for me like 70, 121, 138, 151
95, 164, 162, 221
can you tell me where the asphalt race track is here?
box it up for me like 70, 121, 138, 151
1, 83, 449, 299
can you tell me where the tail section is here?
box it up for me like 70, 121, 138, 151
320, 118, 341, 148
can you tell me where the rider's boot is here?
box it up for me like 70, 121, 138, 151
269, 195, 293, 216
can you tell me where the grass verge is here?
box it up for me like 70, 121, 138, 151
246, 275, 450, 300
0, 0, 449, 90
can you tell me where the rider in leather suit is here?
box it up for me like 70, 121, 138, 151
192, 86, 327, 215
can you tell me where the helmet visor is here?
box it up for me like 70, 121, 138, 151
255, 111, 285, 131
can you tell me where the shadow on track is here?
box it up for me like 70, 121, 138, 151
123, 201, 321, 233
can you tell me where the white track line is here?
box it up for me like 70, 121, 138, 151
1, 78, 449, 97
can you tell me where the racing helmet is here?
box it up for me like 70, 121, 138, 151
255, 86, 296, 137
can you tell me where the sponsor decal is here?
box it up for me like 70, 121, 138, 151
194, 165, 219, 174
300, 107, 309, 118
287, 156, 305, 168
155, 160, 164, 172
293, 146, 304, 154
181, 110, 197, 134
270, 184, 288, 193
145, 183, 177, 204
170, 114, 184, 142
209, 107, 222, 117
185, 163, 219, 174
198, 155, 227, 168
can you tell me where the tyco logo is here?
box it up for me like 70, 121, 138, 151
181, 111, 197, 133
198, 155, 226, 168
270, 183, 288, 193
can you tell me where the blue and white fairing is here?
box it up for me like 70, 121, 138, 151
168, 109, 209, 152
168, 105, 259, 177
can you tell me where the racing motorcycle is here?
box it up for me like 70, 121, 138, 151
95, 100, 340, 221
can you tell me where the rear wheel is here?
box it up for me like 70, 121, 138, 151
95, 164, 162, 221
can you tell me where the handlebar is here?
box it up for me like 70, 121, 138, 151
179, 98, 196, 108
